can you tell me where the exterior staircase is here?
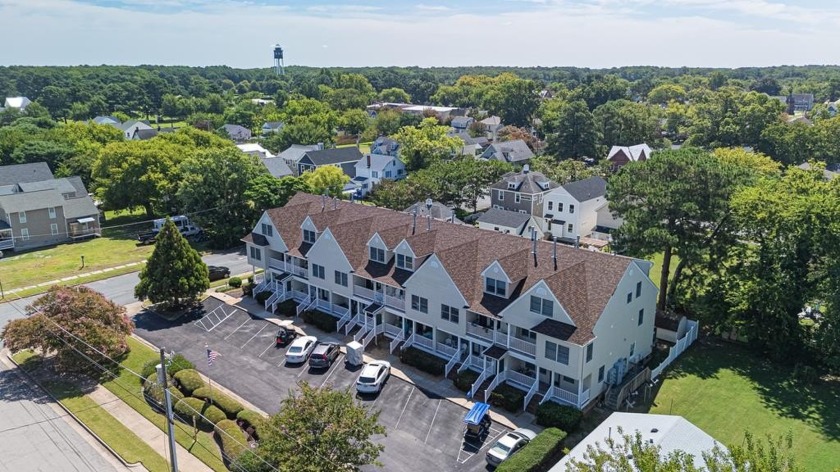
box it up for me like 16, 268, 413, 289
469, 375, 496, 404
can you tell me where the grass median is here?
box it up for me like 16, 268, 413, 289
12, 350, 171, 472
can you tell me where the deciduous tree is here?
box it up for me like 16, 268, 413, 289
301, 165, 350, 197
394, 118, 461, 171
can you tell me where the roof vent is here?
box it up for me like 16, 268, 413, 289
651, 428, 659, 433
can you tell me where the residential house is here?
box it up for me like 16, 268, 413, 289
550, 413, 724, 470
4, 96, 31, 111
455, 134, 490, 156
786, 115, 813, 125
826, 99, 839, 117
404, 201, 461, 224
92, 116, 121, 127
237, 143, 275, 159
771, 93, 815, 113
450, 116, 474, 134
365, 102, 465, 121
489, 166, 558, 218
798, 161, 838, 180
543, 176, 608, 242
477, 208, 544, 238
250, 99, 274, 106
120, 120, 153, 140
480, 140, 535, 164
260, 158, 294, 179
130, 128, 159, 140
479, 116, 503, 136
0, 163, 101, 252
371, 136, 400, 157
346, 154, 406, 198
606, 143, 651, 170
278, 144, 320, 176
297, 147, 363, 178
222, 124, 252, 142
261, 121, 284, 135
244, 193, 657, 410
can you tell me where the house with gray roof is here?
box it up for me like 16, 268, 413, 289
347, 154, 406, 197
480, 140, 535, 164
260, 157, 294, 179
119, 120, 153, 139
297, 147, 363, 178
489, 166, 558, 218
261, 121, 284, 135
278, 144, 320, 176
450, 116, 474, 134
0, 163, 100, 252
543, 176, 612, 242
404, 201, 462, 224
371, 136, 400, 157
477, 207, 544, 238
4, 96, 31, 111
222, 124, 252, 142
92, 116, 121, 128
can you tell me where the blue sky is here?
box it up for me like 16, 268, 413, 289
2, 0, 840, 68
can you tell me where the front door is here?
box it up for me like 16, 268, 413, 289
498, 358, 505, 374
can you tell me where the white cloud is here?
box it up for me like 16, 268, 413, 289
415, 4, 451, 11
0, 0, 839, 68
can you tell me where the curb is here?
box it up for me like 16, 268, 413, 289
1, 349, 146, 470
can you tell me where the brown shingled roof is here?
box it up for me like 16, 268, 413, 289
255, 192, 634, 345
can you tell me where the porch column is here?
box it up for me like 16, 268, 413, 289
507, 325, 511, 348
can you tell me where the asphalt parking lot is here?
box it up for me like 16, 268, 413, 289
134, 298, 509, 472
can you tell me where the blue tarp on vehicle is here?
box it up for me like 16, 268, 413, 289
463, 402, 490, 425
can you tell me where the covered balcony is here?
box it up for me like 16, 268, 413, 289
352, 278, 405, 312
465, 313, 536, 358
268, 255, 308, 279
0, 225, 13, 251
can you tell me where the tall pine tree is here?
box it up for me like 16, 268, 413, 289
135, 219, 209, 309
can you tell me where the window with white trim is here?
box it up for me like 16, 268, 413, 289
514, 193, 521, 203
311, 263, 325, 279
638, 308, 644, 326
369, 246, 385, 263
50, 223, 58, 236
303, 229, 317, 243
548, 201, 553, 211
440, 304, 459, 323
567, 224, 573, 233
498, 190, 504, 201
411, 295, 428, 314
18, 211, 26, 224
636, 281, 642, 298
396, 253, 413, 270
598, 365, 605, 382
558, 202, 564, 212
249, 246, 262, 261
485, 277, 506, 296
20, 228, 30, 240
48, 207, 56, 219
261, 223, 273, 236
530, 295, 553, 317
545, 341, 569, 365
334, 270, 348, 287
569, 204, 575, 214
586, 343, 594, 363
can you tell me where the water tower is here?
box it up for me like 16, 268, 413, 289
273, 44, 285, 75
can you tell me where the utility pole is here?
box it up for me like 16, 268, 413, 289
158, 348, 179, 472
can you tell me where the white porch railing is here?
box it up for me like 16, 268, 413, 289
550, 387, 579, 407
540, 385, 556, 405
402, 333, 416, 350
362, 324, 384, 348
466, 323, 494, 343
412, 334, 435, 352
265, 288, 284, 311
336, 311, 352, 332
289, 290, 308, 302
444, 349, 464, 378
0, 239, 14, 250
651, 320, 700, 380
254, 279, 270, 296
484, 370, 507, 401
468, 367, 493, 399
353, 285, 378, 300
334, 305, 350, 318
579, 388, 591, 407
389, 330, 405, 354
494, 330, 507, 345
508, 336, 537, 357
435, 342, 457, 358
344, 312, 363, 335
383, 323, 401, 338
354, 319, 372, 342
268, 257, 286, 271
524, 378, 539, 411
296, 296, 315, 316
507, 371, 537, 390
384, 294, 405, 312
458, 355, 486, 374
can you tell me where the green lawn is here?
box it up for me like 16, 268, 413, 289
12, 350, 170, 472
337, 141, 372, 155
649, 343, 840, 471
103, 337, 227, 472
647, 251, 681, 289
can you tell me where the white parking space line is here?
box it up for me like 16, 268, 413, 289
423, 399, 443, 444
241, 324, 268, 349
224, 317, 251, 340
259, 340, 276, 358
318, 355, 344, 388
394, 386, 415, 430
457, 426, 508, 464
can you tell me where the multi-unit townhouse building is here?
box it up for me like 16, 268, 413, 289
489, 166, 558, 218
243, 193, 657, 410
543, 176, 608, 242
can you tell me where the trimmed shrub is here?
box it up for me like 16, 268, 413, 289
255, 291, 271, 304
143, 373, 185, 406
173, 369, 205, 396
192, 386, 244, 419
489, 383, 525, 413
275, 299, 296, 317
228, 277, 242, 288
242, 283, 253, 297
399, 346, 445, 376
536, 402, 583, 431
495, 428, 567, 472
141, 360, 158, 383
167, 354, 194, 376
301, 310, 338, 333
236, 409, 267, 441
214, 419, 248, 462
454, 370, 479, 392
174, 397, 226, 430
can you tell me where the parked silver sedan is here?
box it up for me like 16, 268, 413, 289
486, 428, 537, 467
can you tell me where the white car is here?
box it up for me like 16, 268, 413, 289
284, 336, 317, 364
355, 361, 391, 394
486, 428, 537, 467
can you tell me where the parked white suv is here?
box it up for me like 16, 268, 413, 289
355, 361, 390, 394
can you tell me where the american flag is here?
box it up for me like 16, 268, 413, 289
206, 347, 220, 367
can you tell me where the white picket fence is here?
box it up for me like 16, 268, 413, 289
651, 320, 699, 380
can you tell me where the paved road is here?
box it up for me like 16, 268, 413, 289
0, 247, 250, 330
0, 361, 120, 472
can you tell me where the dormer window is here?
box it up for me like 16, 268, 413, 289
396, 253, 413, 270
369, 246, 385, 263
485, 277, 506, 296
261, 223, 273, 237
507, 182, 517, 190
303, 229, 317, 243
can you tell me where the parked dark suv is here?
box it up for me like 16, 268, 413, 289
207, 265, 231, 281
308, 342, 340, 369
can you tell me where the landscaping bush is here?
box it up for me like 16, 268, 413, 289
275, 299, 296, 316
236, 409, 266, 441
141, 360, 158, 383
301, 310, 337, 333
143, 373, 184, 406
228, 277, 242, 288
242, 283, 253, 297
536, 402, 582, 431
174, 397, 226, 430
488, 384, 525, 413
167, 354, 194, 376
399, 346, 445, 376
255, 291, 271, 304
495, 428, 567, 472
192, 386, 244, 419
214, 419, 248, 462
173, 369, 205, 396
454, 370, 479, 392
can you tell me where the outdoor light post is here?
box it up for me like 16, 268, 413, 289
80, 255, 85, 269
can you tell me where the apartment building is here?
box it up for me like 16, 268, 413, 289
243, 193, 657, 410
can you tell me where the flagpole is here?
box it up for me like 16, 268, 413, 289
205, 343, 213, 398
